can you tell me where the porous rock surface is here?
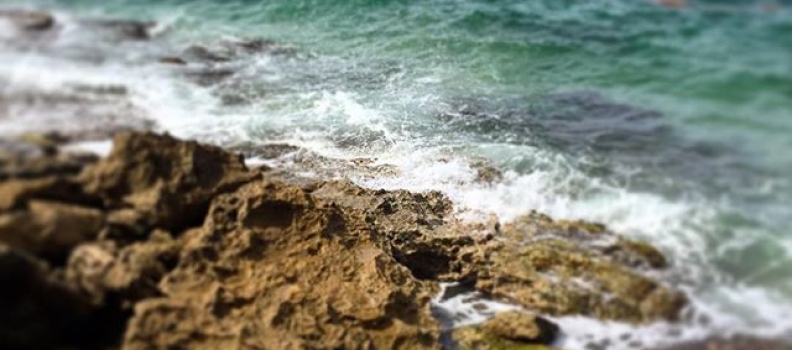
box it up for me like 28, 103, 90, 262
0, 131, 688, 349
452, 311, 559, 350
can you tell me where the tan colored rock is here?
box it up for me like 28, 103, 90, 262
474, 213, 687, 323
0, 131, 691, 349
0, 9, 55, 31
308, 179, 491, 281
0, 200, 104, 260
104, 231, 178, 301
79, 132, 256, 231
123, 181, 440, 349
483, 311, 559, 344
605, 238, 668, 269
66, 232, 179, 306
453, 311, 560, 350
0, 177, 94, 211
158, 56, 187, 65
66, 242, 117, 304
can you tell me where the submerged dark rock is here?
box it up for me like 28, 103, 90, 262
82, 19, 157, 40
436, 91, 764, 201
157, 56, 187, 65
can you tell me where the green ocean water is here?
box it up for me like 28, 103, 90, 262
4, 0, 792, 344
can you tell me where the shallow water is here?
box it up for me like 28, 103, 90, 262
2, 0, 792, 348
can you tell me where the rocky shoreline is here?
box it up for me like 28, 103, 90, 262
0, 131, 697, 349
2, 7, 790, 350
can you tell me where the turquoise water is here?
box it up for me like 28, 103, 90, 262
3, 0, 792, 346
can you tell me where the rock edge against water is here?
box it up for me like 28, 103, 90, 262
0, 131, 697, 350
1, 7, 788, 350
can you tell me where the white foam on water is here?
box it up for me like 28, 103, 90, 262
214, 84, 792, 346
0, 18, 23, 40
431, 283, 520, 329
2, 7, 791, 348
287, 89, 792, 347
60, 139, 114, 157
310, 90, 399, 146
551, 316, 705, 350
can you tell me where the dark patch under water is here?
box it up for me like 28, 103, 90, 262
436, 91, 781, 202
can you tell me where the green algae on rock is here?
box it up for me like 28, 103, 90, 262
474, 212, 686, 323
453, 311, 560, 350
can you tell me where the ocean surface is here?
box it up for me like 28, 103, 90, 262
2, 0, 791, 348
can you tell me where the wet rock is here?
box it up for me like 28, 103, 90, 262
228, 141, 303, 159
0, 131, 690, 349
453, 311, 559, 350
183, 44, 234, 62
182, 67, 237, 86
605, 238, 668, 269
308, 180, 685, 324
307, 180, 485, 281
158, 56, 187, 65
69, 83, 129, 96
183, 38, 298, 64
222, 38, 298, 56
470, 157, 504, 184
474, 212, 687, 323
79, 132, 256, 231
483, 311, 559, 344
83, 19, 156, 40
0, 9, 55, 31
255, 145, 404, 182
123, 180, 440, 349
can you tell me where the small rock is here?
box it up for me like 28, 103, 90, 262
483, 311, 560, 345
158, 56, 187, 65
605, 238, 668, 269
452, 311, 559, 350
84, 19, 156, 40
0, 9, 55, 31
183, 44, 233, 62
